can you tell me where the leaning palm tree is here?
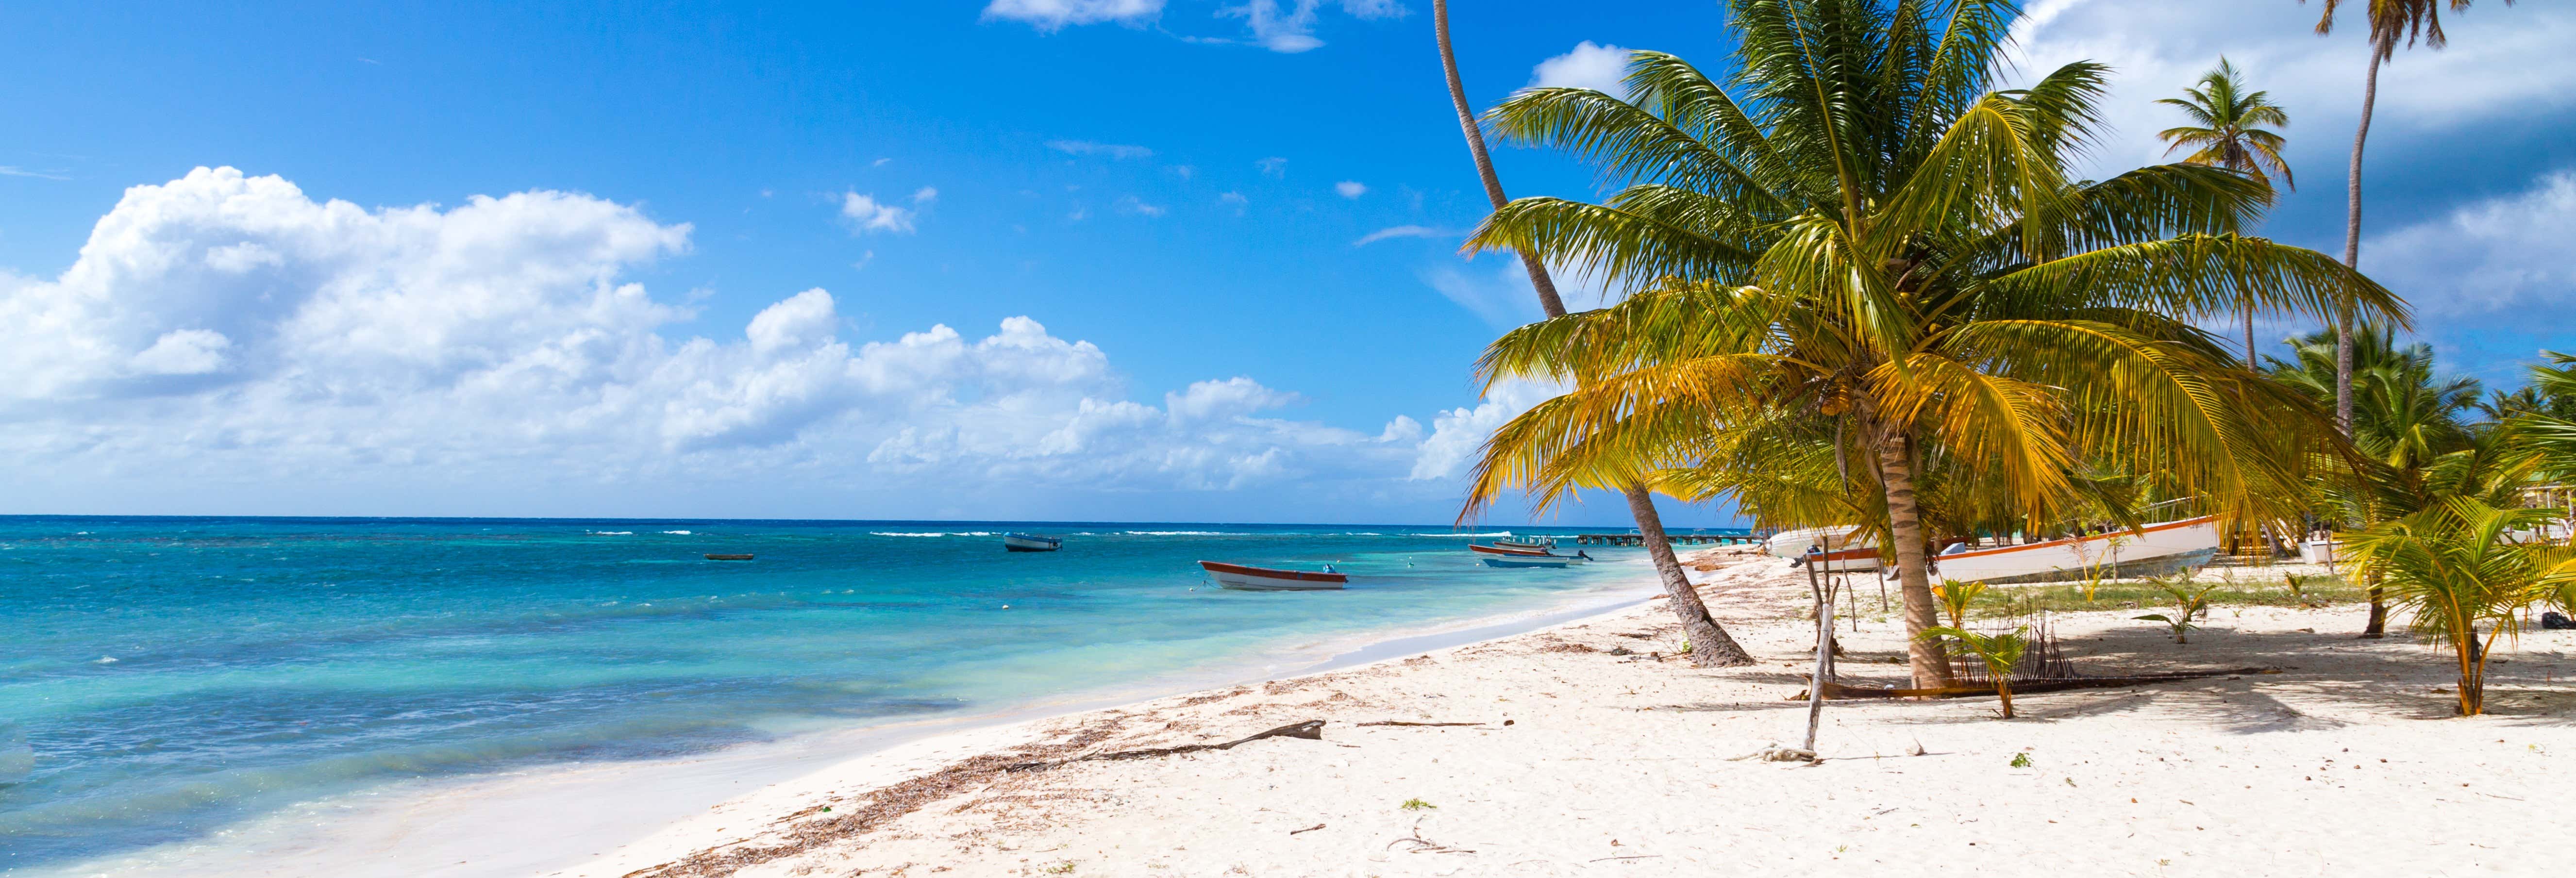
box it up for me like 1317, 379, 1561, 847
2306, 0, 2514, 436
2157, 58, 2293, 367
1430, 0, 1752, 666
1462, 0, 2405, 688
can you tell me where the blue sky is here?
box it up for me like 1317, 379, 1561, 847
1, 0, 2571, 525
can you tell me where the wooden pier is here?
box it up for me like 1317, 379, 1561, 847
1573, 532, 1764, 547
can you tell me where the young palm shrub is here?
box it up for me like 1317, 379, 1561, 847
1919, 626, 2031, 718
1934, 579, 1989, 630
2343, 498, 2576, 716
1460, 0, 2403, 688
2134, 580, 2219, 644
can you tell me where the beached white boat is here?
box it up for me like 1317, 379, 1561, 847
1002, 533, 1063, 552
1199, 561, 1347, 591
1469, 543, 1554, 557
1761, 527, 1884, 571
1762, 526, 1873, 559
1932, 515, 2221, 584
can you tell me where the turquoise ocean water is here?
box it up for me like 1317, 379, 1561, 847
0, 517, 1715, 871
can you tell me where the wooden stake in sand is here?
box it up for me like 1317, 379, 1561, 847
1804, 548, 1832, 754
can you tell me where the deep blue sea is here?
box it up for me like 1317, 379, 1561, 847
0, 516, 1706, 871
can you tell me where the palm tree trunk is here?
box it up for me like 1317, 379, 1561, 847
2337, 36, 2388, 437
1433, 0, 1564, 317
2245, 306, 2257, 369
2342, 36, 2388, 635
1625, 485, 1755, 666
1433, 0, 1747, 668
1872, 426, 1951, 689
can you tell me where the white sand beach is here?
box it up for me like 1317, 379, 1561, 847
558, 551, 2576, 877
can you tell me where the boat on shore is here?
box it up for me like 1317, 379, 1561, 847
1198, 561, 1347, 591
1003, 533, 1063, 552
1932, 515, 2220, 584
1469, 543, 1554, 557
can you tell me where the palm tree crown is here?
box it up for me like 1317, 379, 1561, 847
2156, 58, 2293, 191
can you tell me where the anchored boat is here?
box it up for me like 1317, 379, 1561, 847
1199, 561, 1347, 591
1003, 533, 1063, 552
1481, 551, 1591, 569
1469, 543, 1554, 557
1492, 537, 1557, 551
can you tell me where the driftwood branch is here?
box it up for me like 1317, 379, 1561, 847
1005, 720, 1324, 772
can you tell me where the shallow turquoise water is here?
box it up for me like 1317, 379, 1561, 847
0, 517, 1706, 870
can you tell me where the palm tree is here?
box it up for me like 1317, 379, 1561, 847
2156, 58, 2293, 367
1461, 0, 2405, 688
2271, 325, 2481, 634
2307, 0, 2514, 437
2343, 497, 2576, 716
1430, 0, 1753, 666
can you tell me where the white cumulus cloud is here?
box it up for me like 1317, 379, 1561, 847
1334, 181, 1368, 199
0, 167, 1510, 518
1529, 41, 1631, 98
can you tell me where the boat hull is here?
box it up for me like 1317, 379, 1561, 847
1763, 527, 1873, 559
1469, 543, 1553, 557
1002, 533, 1063, 552
1200, 561, 1347, 591
1481, 556, 1572, 569
1493, 538, 1556, 551
1798, 547, 1883, 572
1932, 516, 2221, 585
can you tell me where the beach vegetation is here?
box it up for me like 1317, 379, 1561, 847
1459, 0, 2399, 689
1933, 579, 1987, 630
2342, 498, 2576, 716
1401, 797, 1437, 811
2134, 579, 2218, 644
1921, 626, 2032, 718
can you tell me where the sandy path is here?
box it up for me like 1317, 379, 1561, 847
564, 552, 2576, 878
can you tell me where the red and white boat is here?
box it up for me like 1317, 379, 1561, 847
1199, 561, 1348, 591
1469, 543, 1555, 557
1931, 515, 2221, 585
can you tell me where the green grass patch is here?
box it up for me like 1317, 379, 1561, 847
1972, 572, 2367, 617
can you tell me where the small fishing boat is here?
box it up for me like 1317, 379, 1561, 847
704, 553, 754, 561
1003, 533, 1064, 552
1493, 536, 1556, 551
1931, 515, 2221, 584
1199, 561, 1347, 591
1481, 551, 1592, 569
1469, 543, 1554, 557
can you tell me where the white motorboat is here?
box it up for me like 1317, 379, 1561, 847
1199, 561, 1348, 591
1003, 533, 1063, 552
1931, 515, 2221, 584
1493, 537, 1557, 551
1481, 551, 1591, 569
1469, 543, 1554, 557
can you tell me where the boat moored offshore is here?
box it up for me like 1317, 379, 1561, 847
1003, 533, 1064, 552
1198, 561, 1348, 591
